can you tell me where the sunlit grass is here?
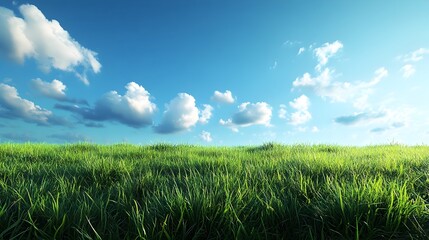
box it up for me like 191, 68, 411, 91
0, 142, 429, 239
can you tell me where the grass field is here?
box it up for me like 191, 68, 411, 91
1, 143, 429, 239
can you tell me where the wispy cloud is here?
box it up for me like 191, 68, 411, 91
399, 48, 429, 62
293, 67, 388, 110
400, 64, 415, 79
335, 111, 386, 126
335, 107, 410, 133
49, 132, 89, 143
314, 41, 343, 71
0, 4, 101, 84
297, 47, 305, 55
1, 132, 38, 142
269, 61, 278, 70
371, 122, 406, 134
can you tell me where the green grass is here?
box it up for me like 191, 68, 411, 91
1, 142, 429, 239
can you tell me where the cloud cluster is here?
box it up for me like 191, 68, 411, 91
0, 83, 66, 125
0, 4, 101, 84
289, 95, 311, 125
155, 93, 200, 133
56, 82, 156, 128
220, 102, 272, 131
293, 67, 388, 109
212, 90, 235, 104
31, 78, 88, 104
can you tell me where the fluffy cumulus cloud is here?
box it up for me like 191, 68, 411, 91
31, 78, 88, 104
293, 67, 388, 110
154, 93, 200, 134
212, 90, 235, 104
56, 82, 156, 128
31, 78, 66, 99
199, 104, 213, 124
400, 64, 415, 79
220, 102, 272, 131
314, 41, 343, 71
0, 4, 101, 84
278, 104, 287, 119
0, 83, 66, 125
200, 131, 212, 142
289, 95, 311, 125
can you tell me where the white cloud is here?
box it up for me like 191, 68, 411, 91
400, 64, 415, 79
220, 102, 272, 131
200, 131, 212, 142
289, 94, 310, 111
0, 83, 52, 124
31, 78, 88, 104
293, 68, 332, 88
0, 4, 101, 84
212, 90, 235, 104
56, 82, 156, 128
297, 47, 305, 55
314, 41, 343, 71
31, 78, 66, 100
278, 104, 287, 119
199, 104, 213, 124
293, 67, 388, 110
311, 126, 319, 132
401, 48, 429, 62
155, 93, 199, 133
97, 82, 156, 127
289, 95, 311, 125
335, 107, 412, 133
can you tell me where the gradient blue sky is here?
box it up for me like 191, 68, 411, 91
1, 0, 429, 145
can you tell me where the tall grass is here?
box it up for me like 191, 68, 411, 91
0, 142, 429, 239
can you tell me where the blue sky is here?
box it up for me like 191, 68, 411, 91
1, 0, 429, 145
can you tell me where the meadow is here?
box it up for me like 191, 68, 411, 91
0, 143, 429, 239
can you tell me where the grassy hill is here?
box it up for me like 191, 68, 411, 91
1, 143, 429, 239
